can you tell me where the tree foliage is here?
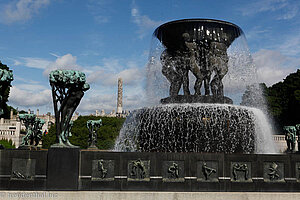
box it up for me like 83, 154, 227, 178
42, 116, 125, 149
0, 139, 15, 149
266, 69, 300, 130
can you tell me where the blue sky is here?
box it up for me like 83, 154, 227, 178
0, 0, 299, 115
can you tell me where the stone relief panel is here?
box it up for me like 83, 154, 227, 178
263, 162, 284, 182
10, 158, 36, 181
163, 161, 184, 182
230, 162, 252, 182
92, 160, 114, 181
127, 159, 150, 181
197, 161, 218, 182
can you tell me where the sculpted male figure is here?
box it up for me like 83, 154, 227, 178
208, 41, 229, 98
161, 50, 184, 96
183, 33, 212, 95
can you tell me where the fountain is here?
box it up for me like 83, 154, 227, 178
4, 19, 294, 194
115, 19, 277, 154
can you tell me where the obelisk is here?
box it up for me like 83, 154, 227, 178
117, 78, 123, 116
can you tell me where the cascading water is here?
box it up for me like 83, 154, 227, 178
114, 19, 277, 153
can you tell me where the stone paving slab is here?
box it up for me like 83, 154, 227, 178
1, 191, 300, 200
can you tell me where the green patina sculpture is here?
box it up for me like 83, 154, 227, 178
296, 124, 300, 135
19, 114, 45, 147
49, 70, 90, 148
87, 119, 102, 149
0, 69, 13, 116
284, 126, 296, 152
33, 118, 45, 146
296, 124, 300, 152
19, 114, 36, 146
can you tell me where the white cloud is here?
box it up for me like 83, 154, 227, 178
14, 76, 39, 85
252, 49, 299, 86
21, 57, 52, 69
9, 85, 52, 107
277, 4, 299, 20
78, 92, 146, 114
240, 0, 300, 20
14, 54, 82, 77
10, 53, 146, 114
94, 15, 109, 24
277, 31, 300, 57
16, 83, 48, 91
49, 53, 60, 58
78, 94, 116, 114
245, 26, 271, 41
0, 0, 50, 24
131, 4, 162, 39
43, 53, 83, 76
87, 61, 144, 86
86, 0, 111, 24
13, 59, 22, 66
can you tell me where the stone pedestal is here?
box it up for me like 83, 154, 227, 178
161, 95, 233, 104
46, 148, 80, 190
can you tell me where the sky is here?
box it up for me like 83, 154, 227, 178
0, 0, 299, 115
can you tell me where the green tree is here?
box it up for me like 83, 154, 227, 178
240, 70, 300, 133
7, 105, 18, 115
0, 139, 16, 149
42, 116, 125, 149
41, 124, 56, 148
266, 69, 300, 130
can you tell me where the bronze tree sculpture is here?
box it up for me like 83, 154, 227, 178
49, 70, 90, 148
0, 69, 13, 116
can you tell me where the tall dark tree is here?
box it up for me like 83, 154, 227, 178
241, 70, 300, 132
267, 69, 300, 130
